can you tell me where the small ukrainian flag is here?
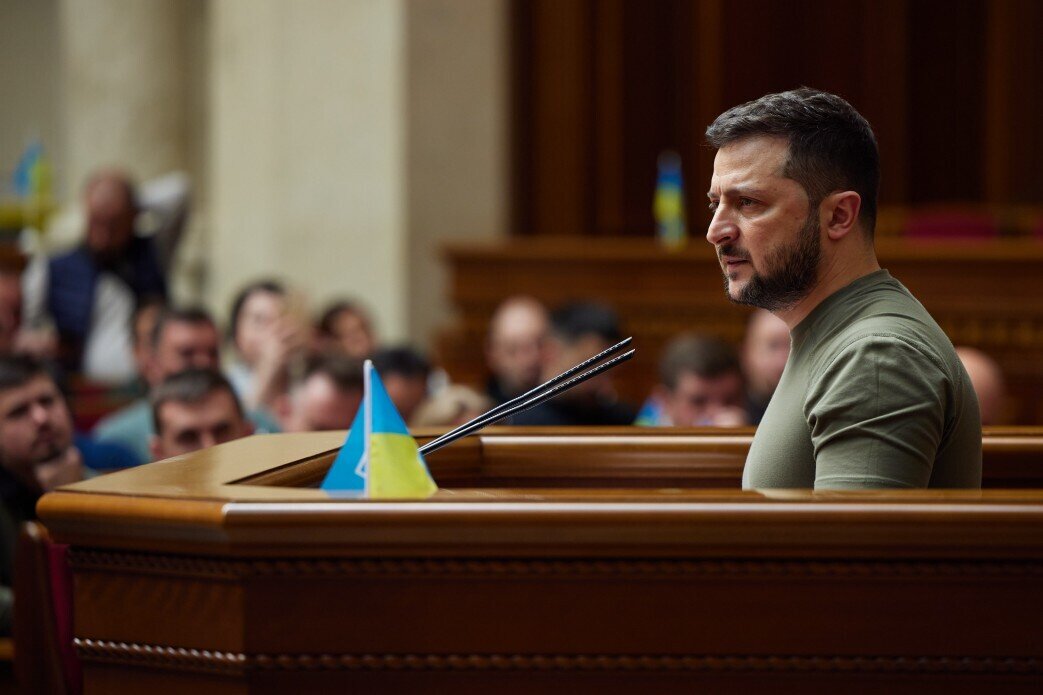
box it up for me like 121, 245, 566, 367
654, 150, 687, 250
321, 360, 438, 499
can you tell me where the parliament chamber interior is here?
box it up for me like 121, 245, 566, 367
2, 0, 1043, 692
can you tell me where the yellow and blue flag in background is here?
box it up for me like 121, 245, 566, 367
321, 360, 438, 498
653, 150, 687, 250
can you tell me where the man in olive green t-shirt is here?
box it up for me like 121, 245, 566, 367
704, 88, 981, 489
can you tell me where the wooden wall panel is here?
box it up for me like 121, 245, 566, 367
511, 0, 1041, 236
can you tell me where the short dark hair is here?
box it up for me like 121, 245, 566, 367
372, 346, 430, 381
705, 87, 879, 234
150, 368, 244, 434
300, 353, 364, 393
317, 300, 372, 338
549, 302, 622, 346
659, 334, 742, 391
151, 306, 216, 348
0, 354, 53, 393
229, 279, 285, 343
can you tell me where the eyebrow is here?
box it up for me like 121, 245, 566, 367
707, 186, 769, 200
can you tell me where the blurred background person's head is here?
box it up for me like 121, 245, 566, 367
742, 309, 791, 423
956, 346, 1007, 426
150, 368, 250, 460
316, 300, 377, 359
655, 334, 746, 427
372, 346, 431, 424
131, 297, 168, 384
83, 170, 139, 264
230, 280, 288, 367
485, 296, 548, 404
279, 353, 364, 432
146, 307, 220, 388
542, 302, 622, 403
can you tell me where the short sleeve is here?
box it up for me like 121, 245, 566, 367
804, 335, 948, 489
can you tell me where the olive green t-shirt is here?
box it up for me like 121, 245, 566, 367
743, 270, 982, 489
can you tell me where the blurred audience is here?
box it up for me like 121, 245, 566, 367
278, 354, 364, 432
412, 385, 491, 429
637, 334, 747, 427
21, 170, 173, 383
742, 309, 790, 424
372, 346, 431, 424
0, 355, 85, 634
510, 302, 636, 426
130, 297, 168, 392
227, 280, 309, 413
484, 296, 548, 405
956, 346, 1007, 426
150, 368, 252, 460
93, 307, 221, 465
316, 300, 378, 359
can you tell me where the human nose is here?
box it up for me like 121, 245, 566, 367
30, 402, 50, 425
706, 206, 738, 247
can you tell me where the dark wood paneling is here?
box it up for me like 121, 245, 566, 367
512, 0, 1041, 236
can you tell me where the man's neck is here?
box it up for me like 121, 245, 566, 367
775, 250, 882, 330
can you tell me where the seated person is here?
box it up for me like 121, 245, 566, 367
278, 354, 364, 432
956, 346, 1007, 426
372, 346, 432, 424
484, 296, 549, 405
226, 280, 309, 413
741, 309, 790, 424
21, 170, 174, 383
0, 355, 86, 634
150, 368, 252, 460
510, 302, 636, 426
315, 300, 378, 360
637, 334, 747, 427
93, 307, 221, 465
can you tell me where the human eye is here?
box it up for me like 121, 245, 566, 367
738, 197, 757, 208
707, 200, 719, 213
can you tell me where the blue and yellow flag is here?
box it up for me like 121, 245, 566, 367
321, 360, 438, 498
653, 150, 687, 250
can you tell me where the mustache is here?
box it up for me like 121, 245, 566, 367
716, 244, 751, 262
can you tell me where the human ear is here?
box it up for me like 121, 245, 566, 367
823, 191, 862, 240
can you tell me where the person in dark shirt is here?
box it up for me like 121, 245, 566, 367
0, 355, 86, 634
510, 302, 636, 426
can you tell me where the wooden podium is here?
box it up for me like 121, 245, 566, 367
38, 430, 1043, 694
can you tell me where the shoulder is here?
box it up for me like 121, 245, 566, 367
94, 399, 152, 438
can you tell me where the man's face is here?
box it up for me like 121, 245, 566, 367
152, 390, 250, 459
85, 179, 136, 261
661, 370, 745, 427
0, 375, 73, 473
486, 306, 547, 396
149, 321, 221, 386
707, 137, 822, 312
286, 374, 363, 432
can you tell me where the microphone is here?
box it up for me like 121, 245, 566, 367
418, 338, 636, 456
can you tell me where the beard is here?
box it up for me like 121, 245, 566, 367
718, 211, 822, 312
